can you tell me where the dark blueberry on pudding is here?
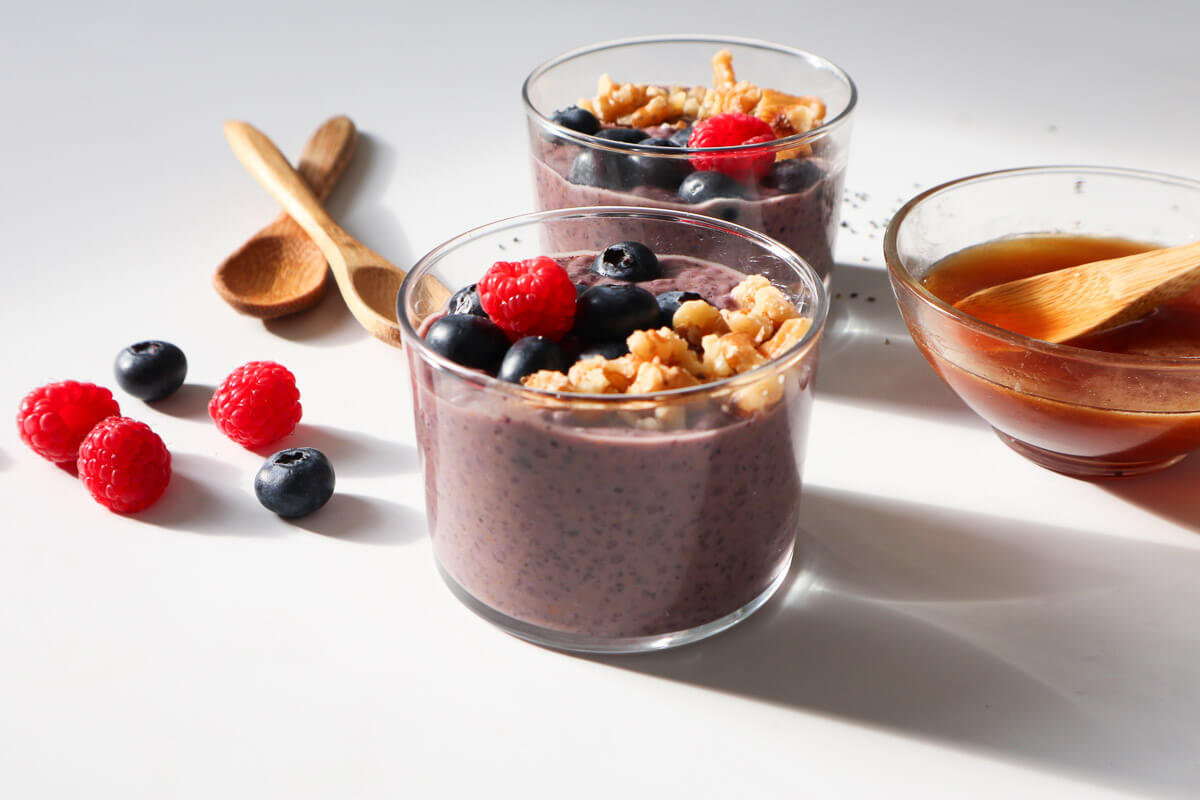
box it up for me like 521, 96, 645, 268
498, 337, 570, 384
425, 314, 510, 372
551, 105, 601, 135
574, 284, 661, 342
448, 283, 487, 317
766, 158, 823, 193
592, 241, 660, 282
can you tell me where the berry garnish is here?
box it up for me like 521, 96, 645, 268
687, 112, 776, 179
678, 171, 750, 222
77, 417, 171, 513
447, 283, 487, 317
114, 340, 188, 401
573, 285, 660, 343
17, 381, 121, 465
478, 256, 577, 341
567, 149, 632, 190
254, 447, 335, 518
628, 138, 691, 189
668, 127, 693, 148
766, 157, 824, 193
576, 340, 629, 362
655, 290, 704, 326
424, 314, 510, 373
209, 361, 302, 448
596, 127, 649, 144
550, 106, 600, 135
592, 241, 661, 282
498, 337, 570, 384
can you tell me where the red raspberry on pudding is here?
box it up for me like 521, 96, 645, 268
687, 112, 777, 180
478, 256, 577, 341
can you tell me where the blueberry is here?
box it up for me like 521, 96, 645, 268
669, 127, 693, 148
498, 337, 570, 384
254, 447, 335, 518
592, 241, 660, 282
574, 285, 661, 342
568, 149, 632, 190
678, 170, 750, 203
447, 283, 486, 317
767, 158, 824, 193
113, 340, 187, 401
576, 340, 629, 361
596, 127, 649, 144
550, 105, 600, 135
424, 314, 510, 373
628, 137, 691, 189
655, 290, 704, 326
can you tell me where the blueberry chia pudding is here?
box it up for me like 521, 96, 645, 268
525, 48, 854, 282
405, 236, 824, 646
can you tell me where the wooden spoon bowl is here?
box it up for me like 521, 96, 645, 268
213, 116, 357, 319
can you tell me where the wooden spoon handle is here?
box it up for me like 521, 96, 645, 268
296, 115, 358, 201
223, 120, 350, 254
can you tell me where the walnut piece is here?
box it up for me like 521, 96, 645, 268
673, 299, 729, 346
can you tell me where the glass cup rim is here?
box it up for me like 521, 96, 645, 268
398, 205, 829, 405
883, 164, 1200, 370
521, 33, 858, 158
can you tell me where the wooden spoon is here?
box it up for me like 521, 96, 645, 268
213, 115, 358, 319
223, 121, 449, 347
954, 240, 1200, 343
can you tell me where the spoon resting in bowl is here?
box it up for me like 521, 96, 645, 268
954, 239, 1200, 343
224, 121, 449, 346
213, 115, 357, 318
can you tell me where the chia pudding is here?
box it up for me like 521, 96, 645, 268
523, 40, 857, 284
405, 244, 825, 647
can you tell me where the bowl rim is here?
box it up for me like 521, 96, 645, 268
883, 164, 1200, 369
398, 205, 829, 405
521, 33, 858, 158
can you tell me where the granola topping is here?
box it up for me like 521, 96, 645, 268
521, 274, 810, 407
576, 50, 826, 159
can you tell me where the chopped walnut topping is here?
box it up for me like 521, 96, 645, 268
575, 50, 826, 160
523, 370, 573, 392
627, 328, 704, 375
673, 299, 729, 346
720, 308, 774, 345
760, 317, 813, 359
519, 274, 808, 417
701, 332, 766, 378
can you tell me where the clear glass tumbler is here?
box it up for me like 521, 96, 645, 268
523, 35, 856, 284
398, 207, 828, 652
885, 166, 1200, 477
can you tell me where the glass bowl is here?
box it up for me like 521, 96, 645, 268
398, 207, 828, 652
523, 35, 857, 284
885, 166, 1200, 478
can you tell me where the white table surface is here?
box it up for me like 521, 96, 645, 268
4, 1, 1200, 797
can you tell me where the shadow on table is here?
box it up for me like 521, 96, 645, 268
1100, 451, 1200, 535
290, 493, 425, 546
819, 262, 980, 426
590, 485, 1200, 798
287, 423, 419, 478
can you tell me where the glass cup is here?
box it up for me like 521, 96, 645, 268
398, 207, 828, 653
523, 35, 857, 284
885, 166, 1200, 478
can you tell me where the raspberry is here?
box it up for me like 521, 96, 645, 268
77, 417, 171, 513
687, 113, 777, 180
477, 256, 577, 341
209, 361, 302, 448
17, 381, 121, 464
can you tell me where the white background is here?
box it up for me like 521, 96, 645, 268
3, 1, 1200, 797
